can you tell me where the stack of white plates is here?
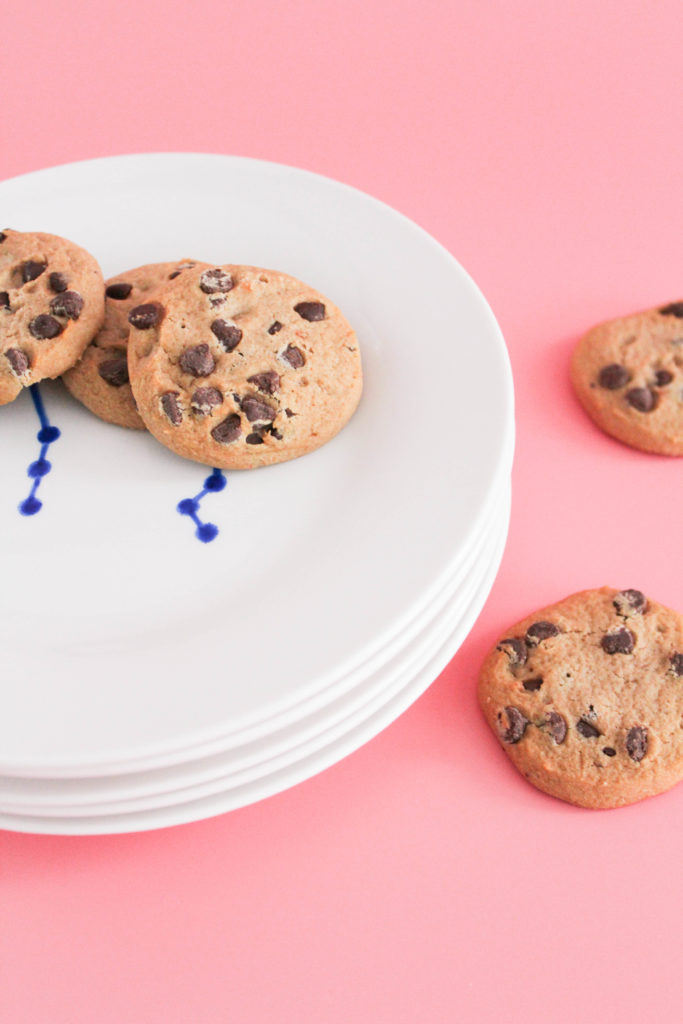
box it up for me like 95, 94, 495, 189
0, 154, 514, 834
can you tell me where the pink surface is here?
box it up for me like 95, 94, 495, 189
3, 2, 683, 1021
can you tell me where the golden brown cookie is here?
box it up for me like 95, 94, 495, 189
62, 260, 202, 429
0, 229, 105, 406
570, 302, 683, 455
127, 264, 362, 469
478, 587, 683, 809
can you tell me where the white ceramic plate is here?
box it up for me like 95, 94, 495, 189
0, 488, 509, 834
0, 443, 511, 802
0, 154, 513, 775
0, 483, 509, 814
0, 483, 509, 811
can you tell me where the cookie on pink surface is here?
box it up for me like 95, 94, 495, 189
479, 587, 683, 808
571, 302, 683, 455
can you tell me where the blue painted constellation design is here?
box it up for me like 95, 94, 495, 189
19, 384, 61, 516
17, 384, 225, 540
177, 468, 227, 543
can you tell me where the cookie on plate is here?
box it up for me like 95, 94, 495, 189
63, 260, 202, 429
127, 264, 362, 469
0, 229, 105, 406
570, 302, 683, 456
478, 587, 683, 809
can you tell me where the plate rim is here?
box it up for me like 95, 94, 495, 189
0, 496, 510, 834
0, 483, 510, 807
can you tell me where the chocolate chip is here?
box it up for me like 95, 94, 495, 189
160, 391, 182, 425
247, 370, 280, 395
601, 627, 635, 655
0, 292, 9, 309
48, 271, 68, 293
294, 301, 326, 321
210, 319, 242, 352
98, 355, 129, 387
613, 589, 647, 616
602, 747, 616, 757
522, 678, 543, 691
285, 408, 295, 417
179, 344, 215, 377
191, 387, 223, 414
106, 282, 133, 300
241, 394, 277, 422
246, 432, 265, 445
171, 262, 195, 276
281, 344, 305, 369
268, 321, 283, 335
129, 303, 163, 329
577, 719, 601, 739
0, 232, 6, 243
200, 268, 234, 294
50, 290, 84, 320
547, 711, 567, 744
625, 726, 648, 762
211, 413, 242, 444
669, 653, 683, 677
654, 369, 674, 387
660, 302, 683, 318
626, 386, 657, 412
499, 706, 527, 744
525, 621, 560, 646
29, 314, 63, 340
598, 363, 630, 390
497, 637, 528, 667
5, 347, 30, 376
21, 260, 46, 283
269, 426, 284, 440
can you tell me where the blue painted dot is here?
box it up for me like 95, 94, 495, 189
19, 495, 42, 516
28, 458, 51, 478
177, 498, 199, 515
204, 470, 227, 492
196, 522, 219, 543
37, 425, 60, 443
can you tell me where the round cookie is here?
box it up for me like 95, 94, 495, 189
478, 587, 683, 809
571, 301, 683, 456
0, 229, 105, 406
127, 264, 362, 469
62, 260, 202, 429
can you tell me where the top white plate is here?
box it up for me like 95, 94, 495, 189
0, 153, 513, 775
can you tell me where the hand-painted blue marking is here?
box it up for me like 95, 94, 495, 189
177, 468, 226, 543
19, 385, 61, 516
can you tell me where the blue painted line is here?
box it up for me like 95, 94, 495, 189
19, 384, 61, 516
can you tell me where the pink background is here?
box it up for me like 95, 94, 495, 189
3, 2, 683, 1021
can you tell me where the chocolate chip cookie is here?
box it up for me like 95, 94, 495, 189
62, 260, 202, 429
571, 302, 683, 455
0, 229, 105, 406
127, 264, 362, 469
478, 587, 683, 808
